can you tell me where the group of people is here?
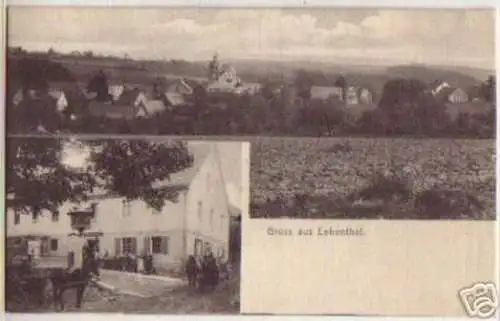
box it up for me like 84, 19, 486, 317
185, 251, 220, 292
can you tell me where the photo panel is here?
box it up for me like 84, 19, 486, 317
5, 135, 248, 314
4, 4, 498, 319
243, 136, 496, 317
6, 7, 495, 139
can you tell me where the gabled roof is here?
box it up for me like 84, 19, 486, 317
48, 89, 66, 101
136, 100, 167, 118
12, 88, 24, 105
115, 88, 143, 105
310, 86, 343, 100
109, 84, 125, 100
153, 142, 214, 189
435, 85, 457, 102
164, 92, 186, 106
48, 82, 89, 107
166, 78, 193, 95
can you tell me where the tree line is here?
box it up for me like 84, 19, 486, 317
7, 57, 495, 138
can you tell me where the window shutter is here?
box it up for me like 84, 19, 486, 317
143, 236, 151, 254
131, 237, 137, 255
114, 238, 121, 256
161, 237, 168, 254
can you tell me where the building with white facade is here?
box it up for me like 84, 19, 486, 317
6, 142, 235, 271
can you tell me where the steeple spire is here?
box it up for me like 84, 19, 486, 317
208, 52, 220, 81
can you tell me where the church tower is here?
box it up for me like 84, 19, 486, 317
208, 52, 220, 81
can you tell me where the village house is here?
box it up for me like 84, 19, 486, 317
310, 85, 343, 101
11, 82, 89, 114
345, 86, 359, 105
433, 84, 469, 104
205, 55, 261, 96
206, 66, 242, 93
11, 88, 24, 106
166, 78, 194, 96
47, 89, 69, 112
358, 87, 374, 104
108, 84, 125, 101
6, 142, 236, 272
88, 87, 153, 119
448, 88, 469, 104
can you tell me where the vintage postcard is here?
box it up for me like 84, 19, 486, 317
4, 5, 498, 318
5, 136, 247, 314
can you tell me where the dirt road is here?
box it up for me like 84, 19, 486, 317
6, 275, 240, 314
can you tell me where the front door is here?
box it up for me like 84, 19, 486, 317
87, 238, 100, 254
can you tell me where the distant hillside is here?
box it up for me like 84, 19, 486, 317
432, 65, 495, 82
386, 64, 483, 89
7, 50, 489, 100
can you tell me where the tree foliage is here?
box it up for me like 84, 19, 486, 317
90, 139, 194, 210
6, 138, 194, 216
7, 138, 96, 216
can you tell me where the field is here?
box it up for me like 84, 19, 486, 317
250, 137, 495, 220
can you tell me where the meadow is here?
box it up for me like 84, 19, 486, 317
250, 137, 495, 220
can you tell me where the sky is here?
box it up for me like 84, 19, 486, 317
8, 8, 496, 69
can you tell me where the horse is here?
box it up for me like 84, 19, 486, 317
49, 244, 99, 311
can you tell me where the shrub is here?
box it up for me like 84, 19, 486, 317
349, 170, 412, 203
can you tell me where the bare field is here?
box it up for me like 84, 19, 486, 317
250, 137, 495, 219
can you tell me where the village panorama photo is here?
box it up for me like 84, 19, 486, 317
5, 137, 245, 313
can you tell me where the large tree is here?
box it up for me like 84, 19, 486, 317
294, 69, 313, 100
481, 75, 496, 106
6, 138, 194, 217
377, 78, 450, 135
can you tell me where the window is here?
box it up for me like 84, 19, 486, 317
197, 201, 203, 221
14, 210, 20, 225
50, 239, 58, 251
152, 236, 169, 255
122, 200, 131, 217
51, 211, 59, 222
152, 207, 161, 215
32, 212, 39, 224
122, 237, 137, 255
143, 236, 151, 254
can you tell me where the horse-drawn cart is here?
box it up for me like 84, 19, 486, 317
6, 238, 69, 310
6, 232, 105, 311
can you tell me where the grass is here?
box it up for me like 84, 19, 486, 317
250, 137, 495, 220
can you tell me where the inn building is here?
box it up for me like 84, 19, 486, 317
6, 142, 238, 271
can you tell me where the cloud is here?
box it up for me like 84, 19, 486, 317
8, 8, 495, 68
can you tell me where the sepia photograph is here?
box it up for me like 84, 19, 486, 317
6, 8, 495, 138
5, 137, 245, 314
